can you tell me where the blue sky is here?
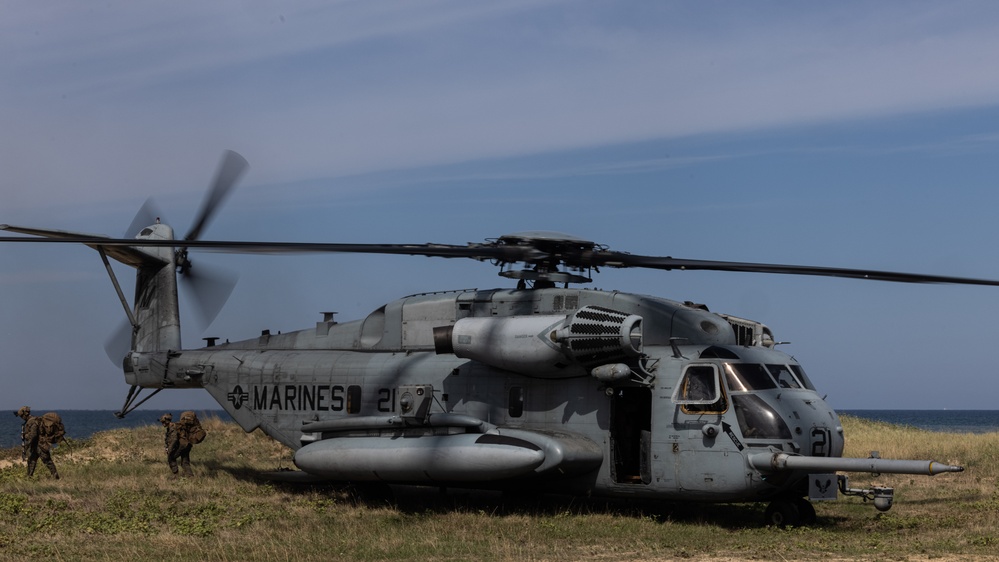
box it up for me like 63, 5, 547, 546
4, 1, 999, 411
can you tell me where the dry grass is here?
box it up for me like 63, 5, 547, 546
0, 414, 997, 561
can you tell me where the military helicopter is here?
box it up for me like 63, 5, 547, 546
3, 151, 995, 527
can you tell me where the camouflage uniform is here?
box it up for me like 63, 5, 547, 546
161, 413, 193, 477
15, 406, 60, 479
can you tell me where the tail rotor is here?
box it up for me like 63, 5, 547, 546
175, 149, 247, 328
103, 151, 247, 365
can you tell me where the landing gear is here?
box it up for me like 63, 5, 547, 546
764, 499, 799, 527
795, 497, 817, 525
764, 497, 816, 527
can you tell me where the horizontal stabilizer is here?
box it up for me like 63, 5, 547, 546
1, 224, 170, 268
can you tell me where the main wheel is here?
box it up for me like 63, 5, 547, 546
794, 497, 817, 525
764, 499, 800, 527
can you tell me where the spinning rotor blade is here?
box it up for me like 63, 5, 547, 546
124, 198, 165, 239
184, 150, 248, 243
181, 260, 239, 329
104, 320, 132, 366
175, 150, 246, 328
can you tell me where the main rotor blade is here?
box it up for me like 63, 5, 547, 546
0, 234, 534, 262
4, 232, 999, 287
183, 150, 248, 242
592, 252, 999, 286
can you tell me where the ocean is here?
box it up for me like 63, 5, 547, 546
838, 409, 999, 434
2, 409, 997, 450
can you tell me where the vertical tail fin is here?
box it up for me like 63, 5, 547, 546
131, 222, 182, 353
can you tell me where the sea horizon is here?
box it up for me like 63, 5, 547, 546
2, 408, 998, 449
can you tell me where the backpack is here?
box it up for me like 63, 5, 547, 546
179, 411, 207, 444
41, 412, 65, 444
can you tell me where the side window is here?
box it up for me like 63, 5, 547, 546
346, 385, 362, 414
508, 386, 524, 418
674, 364, 727, 414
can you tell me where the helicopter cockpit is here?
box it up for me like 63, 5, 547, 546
673, 354, 839, 455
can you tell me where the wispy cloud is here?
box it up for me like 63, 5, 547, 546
4, 1, 999, 211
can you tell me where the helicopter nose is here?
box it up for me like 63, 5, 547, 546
795, 403, 845, 458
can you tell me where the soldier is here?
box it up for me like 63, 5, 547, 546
15, 406, 63, 479
160, 413, 184, 478
162, 411, 207, 478
159, 413, 174, 451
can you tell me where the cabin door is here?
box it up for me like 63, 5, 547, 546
610, 386, 651, 484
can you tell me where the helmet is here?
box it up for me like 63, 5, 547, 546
15, 406, 31, 418
159, 413, 173, 424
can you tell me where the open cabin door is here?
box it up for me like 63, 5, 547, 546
610, 386, 651, 484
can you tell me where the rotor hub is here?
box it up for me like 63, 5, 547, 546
488, 231, 604, 286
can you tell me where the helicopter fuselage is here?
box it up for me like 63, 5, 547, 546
127, 286, 846, 503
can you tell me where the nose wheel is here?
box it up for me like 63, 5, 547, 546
764, 497, 816, 527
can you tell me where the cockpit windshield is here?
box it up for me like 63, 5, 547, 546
718, 362, 804, 441
732, 394, 792, 440
724, 362, 815, 392
766, 364, 802, 389
789, 364, 816, 390
724, 363, 777, 392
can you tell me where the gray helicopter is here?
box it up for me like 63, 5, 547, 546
4, 151, 993, 527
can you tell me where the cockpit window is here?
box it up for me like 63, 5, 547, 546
789, 365, 816, 390
732, 394, 792, 440
674, 364, 727, 414
723, 363, 777, 392
766, 364, 802, 389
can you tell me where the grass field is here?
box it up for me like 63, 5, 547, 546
1, 415, 997, 561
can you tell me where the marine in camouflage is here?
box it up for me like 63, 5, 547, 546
15, 406, 61, 479
162, 412, 199, 477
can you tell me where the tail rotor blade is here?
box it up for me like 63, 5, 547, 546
177, 150, 246, 331
105, 320, 133, 365
182, 261, 239, 329
184, 150, 248, 242
124, 198, 165, 239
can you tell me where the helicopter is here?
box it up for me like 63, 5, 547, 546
3, 151, 995, 527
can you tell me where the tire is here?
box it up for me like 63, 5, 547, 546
795, 497, 817, 525
764, 500, 800, 527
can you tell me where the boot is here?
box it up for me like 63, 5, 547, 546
26, 460, 36, 477
48, 465, 59, 480
182, 464, 194, 478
